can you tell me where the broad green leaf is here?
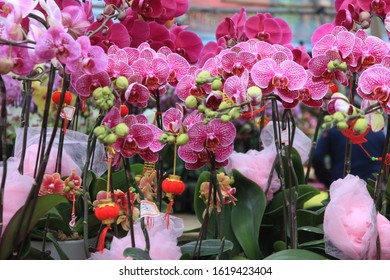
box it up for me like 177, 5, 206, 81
123, 247, 151, 260
0, 195, 68, 259
45, 232, 70, 260
90, 177, 108, 201
231, 169, 266, 259
181, 239, 233, 257
264, 249, 327, 260
298, 226, 324, 234
298, 239, 325, 248
265, 185, 320, 218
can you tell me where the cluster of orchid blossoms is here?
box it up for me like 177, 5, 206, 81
1, 0, 390, 210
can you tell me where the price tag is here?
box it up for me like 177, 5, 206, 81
60, 105, 75, 121
281, 129, 289, 144
140, 200, 160, 217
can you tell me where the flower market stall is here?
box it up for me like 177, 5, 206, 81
0, 0, 389, 261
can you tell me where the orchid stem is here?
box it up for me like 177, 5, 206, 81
154, 90, 163, 211
305, 109, 323, 183
18, 80, 32, 174
0, 76, 8, 236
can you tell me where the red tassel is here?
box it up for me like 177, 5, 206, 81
163, 201, 174, 229
97, 225, 111, 252
81, 100, 87, 113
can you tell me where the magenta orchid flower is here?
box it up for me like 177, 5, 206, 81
67, 36, 108, 75
124, 82, 150, 108
251, 52, 307, 103
350, 30, 389, 73
220, 50, 256, 76
224, 69, 250, 104
88, 20, 130, 52
169, 25, 203, 64
164, 52, 190, 86
245, 13, 292, 45
72, 70, 111, 100
357, 65, 390, 113
163, 106, 183, 134
35, 25, 81, 64
106, 48, 134, 80
121, 9, 150, 48
216, 8, 247, 45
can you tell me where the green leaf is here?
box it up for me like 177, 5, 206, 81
264, 249, 327, 260
45, 232, 70, 260
298, 239, 325, 248
298, 226, 324, 234
265, 185, 320, 218
181, 239, 233, 257
123, 248, 151, 260
275, 146, 305, 187
231, 169, 266, 259
0, 195, 68, 259
90, 177, 108, 201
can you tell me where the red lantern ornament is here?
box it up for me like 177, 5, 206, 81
328, 83, 339, 94
162, 175, 185, 228
95, 199, 120, 252
120, 105, 129, 117
52, 90, 73, 105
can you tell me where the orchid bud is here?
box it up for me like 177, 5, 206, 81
247, 86, 262, 103
167, 135, 176, 144
115, 123, 129, 137
92, 87, 103, 99
211, 79, 222, 90
336, 121, 349, 131
0, 57, 13, 75
68, 182, 75, 189
64, 186, 71, 193
176, 133, 189, 146
228, 108, 241, 120
115, 76, 129, 90
117, 11, 127, 21
195, 70, 211, 84
353, 118, 368, 134
333, 112, 345, 122
218, 101, 229, 111
221, 115, 231, 122
185, 95, 198, 109
102, 86, 111, 96
338, 62, 347, 71
324, 115, 332, 123
327, 61, 336, 71
103, 133, 117, 145
159, 133, 168, 143
103, 4, 115, 16
94, 125, 107, 137
197, 104, 206, 112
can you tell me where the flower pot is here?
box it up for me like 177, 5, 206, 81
31, 238, 97, 260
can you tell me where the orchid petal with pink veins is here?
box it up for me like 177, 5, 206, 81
281, 60, 307, 90
215, 144, 234, 163
167, 53, 190, 81
251, 58, 277, 88
183, 110, 204, 129
132, 124, 154, 149
188, 122, 207, 152
74, 71, 111, 100
163, 107, 183, 133
208, 119, 236, 147
102, 105, 121, 129
312, 34, 336, 57
358, 66, 390, 94
125, 82, 150, 108
178, 144, 198, 164
146, 124, 164, 152
311, 23, 334, 47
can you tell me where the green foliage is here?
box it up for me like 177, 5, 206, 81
264, 249, 327, 260
0, 195, 68, 259
180, 239, 233, 257
123, 248, 151, 260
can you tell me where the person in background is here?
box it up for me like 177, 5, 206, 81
312, 126, 385, 188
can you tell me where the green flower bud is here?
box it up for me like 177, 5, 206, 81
115, 76, 129, 90
195, 70, 211, 84
333, 112, 345, 123
159, 133, 169, 143
102, 86, 111, 96
176, 133, 189, 146
211, 79, 222, 90
336, 121, 349, 131
205, 108, 215, 118
185, 95, 198, 109
93, 126, 107, 137
247, 86, 262, 103
115, 123, 129, 137
167, 135, 176, 144
327, 61, 335, 71
103, 133, 117, 145
67, 182, 75, 189
218, 101, 229, 111
228, 108, 241, 120
106, 99, 114, 108
197, 104, 206, 112
92, 87, 103, 99
323, 115, 332, 123
221, 115, 231, 122
63, 186, 71, 193
338, 62, 347, 71
353, 118, 368, 134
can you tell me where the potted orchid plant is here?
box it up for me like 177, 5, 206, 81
0, 0, 389, 261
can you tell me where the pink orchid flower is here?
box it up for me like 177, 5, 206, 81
66, 36, 108, 75
72, 71, 111, 100
350, 30, 389, 73
163, 105, 183, 134
224, 69, 250, 104
131, 0, 187, 23
40, 173, 65, 196
357, 65, 390, 113
61, 3, 91, 38
131, 52, 170, 91
220, 50, 257, 76
88, 20, 130, 52
251, 52, 307, 103
216, 8, 247, 45
106, 48, 134, 80
245, 13, 292, 45
358, 0, 390, 17
169, 25, 203, 64
35, 25, 81, 64
124, 82, 150, 108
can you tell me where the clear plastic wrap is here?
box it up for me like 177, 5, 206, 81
14, 127, 107, 177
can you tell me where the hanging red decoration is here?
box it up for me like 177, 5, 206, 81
95, 200, 120, 224
120, 104, 129, 117
52, 90, 73, 104
162, 175, 185, 195
329, 83, 339, 94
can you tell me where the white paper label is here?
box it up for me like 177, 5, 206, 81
60, 105, 75, 121
140, 200, 160, 217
